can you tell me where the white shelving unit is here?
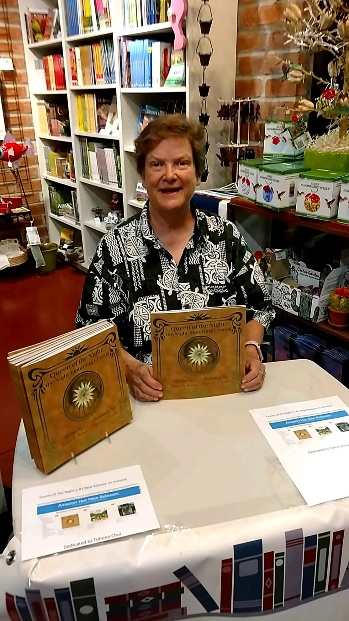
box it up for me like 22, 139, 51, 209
18, 0, 237, 270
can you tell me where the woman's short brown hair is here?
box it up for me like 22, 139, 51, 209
134, 114, 206, 178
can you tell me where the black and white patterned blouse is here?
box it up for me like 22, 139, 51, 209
76, 203, 275, 363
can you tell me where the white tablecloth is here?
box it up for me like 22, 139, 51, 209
2, 359, 349, 620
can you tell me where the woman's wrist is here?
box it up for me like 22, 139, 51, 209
245, 341, 263, 362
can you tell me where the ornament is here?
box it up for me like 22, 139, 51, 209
297, 99, 315, 112
284, 4, 302, 24
0, 142, 28, 163
287, 68, 304, 82
316, 87, 339, 118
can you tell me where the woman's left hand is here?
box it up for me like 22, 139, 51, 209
241, 357, 266, 392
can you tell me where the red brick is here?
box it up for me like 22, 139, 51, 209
29, 203, 45, 216
3, 86, 28, 99
237, 32, 267, 53
238, 55, 283, 77
235, 78, 263, 98
5, 100, 32, 113
5, 0, 20, 7
268, 31, 290, 50
11, 128, 35, 140
265, 77, 309, 98
0, 41, 24, 55
239, 122, 263, 142
239, 3, 285, 28
11, 70, 29, 85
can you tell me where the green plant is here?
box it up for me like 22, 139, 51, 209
328, 287, 349, 312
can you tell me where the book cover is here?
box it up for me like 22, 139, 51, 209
8, 321, 132, 474
151, 306, 246, 399
26, 8, 49, 43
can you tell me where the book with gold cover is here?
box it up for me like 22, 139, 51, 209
151, 306, 246, 399
8, 320, 132, 474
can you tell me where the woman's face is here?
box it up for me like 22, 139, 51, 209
142, 135, 200, 217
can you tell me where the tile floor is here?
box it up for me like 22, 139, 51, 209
0, 260, 86, 487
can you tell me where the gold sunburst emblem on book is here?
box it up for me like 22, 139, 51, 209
63, 371, 104, 421
178, 337, 220, 375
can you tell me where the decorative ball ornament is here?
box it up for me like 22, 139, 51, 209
316, 87, 340, 118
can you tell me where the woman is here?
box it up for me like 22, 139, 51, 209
77, 114, 274, 401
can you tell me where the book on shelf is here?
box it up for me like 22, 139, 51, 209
43, 8, 60, 39
151, 306, 246, 399
164, 50, 186, 87
7, 320, 133, 474
44, 146, 75, 180
79, 138, 122, 186
41, 54, 66, 91
102, 95, 118, 135
75, 94, 118, 135
69, 40, 115, 86
24, 8, 48, 43
38, 102, 70, 137
136, 104, 160, 137
66, 0, 111, 36
121, 0, 169, 28
48, 185, 79, 221
151, 41, 172, 88
122, 38, 172, 89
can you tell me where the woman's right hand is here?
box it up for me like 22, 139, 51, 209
121, 349, 163, 402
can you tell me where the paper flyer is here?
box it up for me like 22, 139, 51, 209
250, 396, 349, 506
21, 465, 160, 561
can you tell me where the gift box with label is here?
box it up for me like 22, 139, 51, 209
296, 169, 343, 219
271, 254, 346, 323
337, 176, 349, 223
238, 158, 278, 202
264, 119, 311, 158
256, 161, 310, 210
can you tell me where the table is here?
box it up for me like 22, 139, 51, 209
2, 360, 349, 621
0, 209, 32, 246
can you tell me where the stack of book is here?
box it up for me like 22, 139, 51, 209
120, 38, 172, 88
76, 94, 118, 135
43, 146, 75, 181
69, 41, 115, 86
37, 101, 70, 137
79, 138, 122, 187
66, 0, 112, 36
33, 55, 66, 91
121, 0, 170, 28
7, 320, 132, 474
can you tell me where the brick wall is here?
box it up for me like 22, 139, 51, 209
0, 0, 47, 242
236, 0, 311, 155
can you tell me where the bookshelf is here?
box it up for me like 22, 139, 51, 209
19, 0, 237, 270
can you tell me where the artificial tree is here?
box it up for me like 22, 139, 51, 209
281, 0, 349, 166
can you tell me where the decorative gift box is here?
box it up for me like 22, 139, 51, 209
256, 161, 310, 210
337, 176, 349, 223
237, 158, 276, 202
271, 256, 346, 323
296, 169, 343, 220
264, 119, 311, 158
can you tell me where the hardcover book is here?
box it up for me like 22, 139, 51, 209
8, 320, 132, 474
151, 306, 246, 399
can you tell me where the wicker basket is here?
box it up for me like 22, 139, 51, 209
8, 248, 28, 267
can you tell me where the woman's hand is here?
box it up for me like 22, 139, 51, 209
122, 350, 163, 402
241, 352, 266, 392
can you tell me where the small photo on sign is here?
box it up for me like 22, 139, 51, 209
336, 422, 349, 433
118, 503, 136, 517
293, 429, 311, 440
61, 514, 80, 529
90, 509, 108, 522
316, 426, 332, 436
